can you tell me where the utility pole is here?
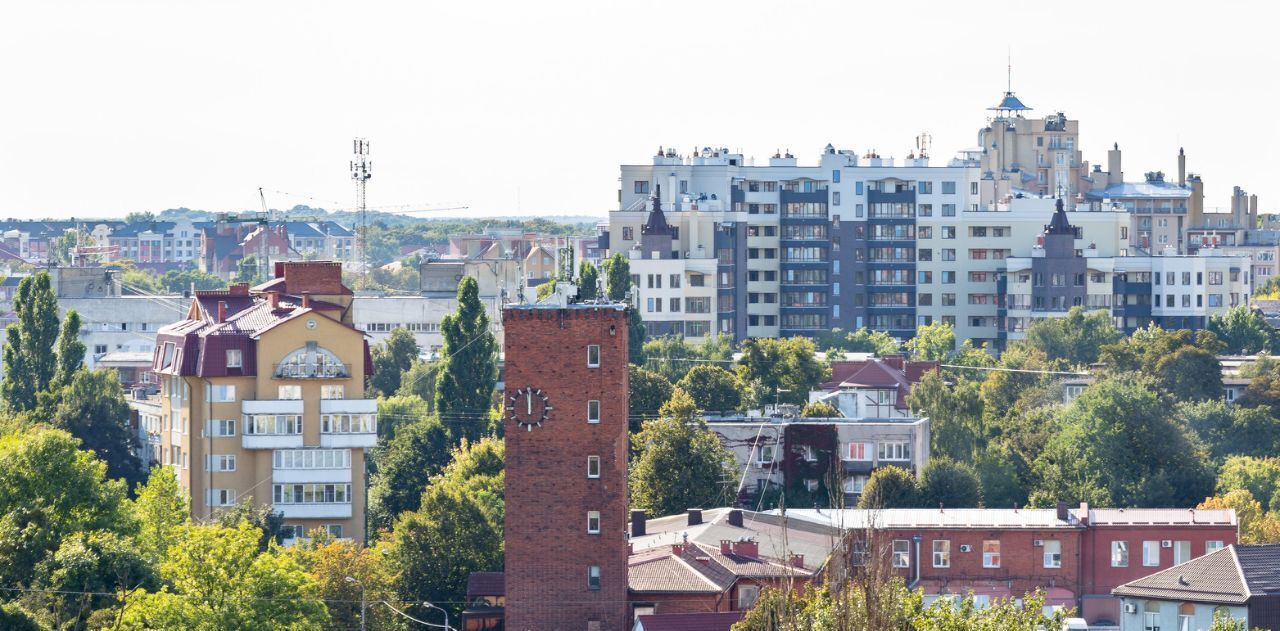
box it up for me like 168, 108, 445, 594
345, 576, 366, 631
350, 138, 373, 286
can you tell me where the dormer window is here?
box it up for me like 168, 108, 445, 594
275, 342, 348, 379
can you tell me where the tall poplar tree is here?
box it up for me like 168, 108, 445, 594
435, 276, 498, 442
2, 273, 72, 412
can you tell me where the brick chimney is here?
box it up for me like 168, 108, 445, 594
720, 540, 732, 555
630, 510, 646, 538
302, 293, 311, 308
731, 540, 759, 559
789, 554, 805, 569
1079, 502, 1090, 526
217, 301, 227, 323
687, 509, 703, 526
268, 292, 280, 309
881, 354, 905, 371
1056, 500, 1069, 522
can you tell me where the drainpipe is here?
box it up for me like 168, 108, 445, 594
909, 534, 923, 590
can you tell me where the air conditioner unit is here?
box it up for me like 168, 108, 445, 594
1162, 540, 1173, 548
1032, 539, 1044, 547
959, 544, 972, 553
1124, 603, 1137, 614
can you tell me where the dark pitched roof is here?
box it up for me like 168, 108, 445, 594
1045, 197, 1074, 236
636, 612, 744, 631
466, 572, 504, 598
1112, 545, 1280, 604
641, 186, 673, 236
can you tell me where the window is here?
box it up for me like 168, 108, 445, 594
278, 385, 302, 400
932, 540, 950, 568
756, 445, 774, 465
1144, 601, 1161, 631
804, 479, 819, 492
892, 540, 910, 568
1112, 540, 1129, 567
942, 181, 956, 195
226, 349, 242, 368
207, 419, 236, 437
669, 297, 681, 312
206, 454, 236, 471
321, 413, 376, 434
1174, 540, 1192, 565
833, 191, 841, 206
207, 489, 236, 506
273, 449, 350, 469
670, 273, 681, 288
634, 181, 649, 194
983, 540, 1001, 568
587, 455, 601, 478
878, 441, 911, 461
1178, 603, 1194, 631
326, 525, 344, 539
321, 385, 344, 400
942, 226, 955, 239
1143, 541, 1161, 566
209, 384, 236, 402
587, 345, 600, 367
587, 511, 600, 534
1206, 540, 1224, 554
273, 483, 351, 504
737, 584, 761, 610
942, 204, 956, 217
847, 442, 869, 461
587, 566, 601, 590
245, 414, 303, 435
1043, 540, 1062, 568
587, 400, 600, 424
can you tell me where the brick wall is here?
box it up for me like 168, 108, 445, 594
503, 306, 630, 630
877, 527, 1083, 600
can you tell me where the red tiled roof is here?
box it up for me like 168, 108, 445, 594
820, 358, 939, 410
636, 612, 744, 631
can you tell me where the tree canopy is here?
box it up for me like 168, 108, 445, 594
369, 327, 421, 398
629, 389, 737, 516
435, 276, 498, 442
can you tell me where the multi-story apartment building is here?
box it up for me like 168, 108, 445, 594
1001, 200, 1252, 338
107, 218, 202, 269
979, 92, 1084, 205
148, 261, 375, 543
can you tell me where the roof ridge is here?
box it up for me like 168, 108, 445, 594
1229, 544, 1252, 597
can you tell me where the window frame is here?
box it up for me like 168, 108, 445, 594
586, 345, 600, 367
932, 540, 951, 568
982, 540, 1001, 568
587, 511, 601, 534
587, 455, 601, 479
586, 400, 601, 424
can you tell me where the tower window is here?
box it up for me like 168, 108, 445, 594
587, 400, 601, 424
587, 455, 600, 478
587, 345, 600, 367
587, 566, 601, 590
587, 511, 601, 534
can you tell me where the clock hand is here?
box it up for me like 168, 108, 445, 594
527, 393, 532, 415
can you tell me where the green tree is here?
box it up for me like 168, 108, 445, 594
1216, 456, 1280, 511
642, 335, 701, 382
233, 254, 266, 284
1178, 402, 1280, 461
801, 401, 840, 418
54, 309, 86, 388
905, 321, 955, 361
1033, 378, 1215, 507
214, 500, 288, 552
131, 467, 189, 565
919, 458, 983, 508
1236, 364, 1280, 417
857, 465, 920, 509
736, 337, 828, 407
1024, 306, 1123, 366
677, 364, 743, 414
368, 413, 453, 531
909, 370, 984, 462
1156, 346, 1224, 402
577, 259, 600, 299
27, 531, 157, 630
158, 267, 227, 294
435, 277, 498, 443
373, 392, 432, 455
1209, 305, 1276, 354
1199, 490, 1280, 544
388, 478, 502, 621
975, 446, 1027, 508
123, 211, 157, 224
0, 429, 129, 587
629, 365, 674, 432
602, 251, 630, 301
1, 273, 63, 412
288, 538, 405, 631
979, 344, 1052, 421
369, 327, 421, 397
119, 523, 329, 630
629, 389, 737, 516
43, 368, 144, 486
815, 327, 900, 356
395, 358, 442, 411
433, 436, 505, 528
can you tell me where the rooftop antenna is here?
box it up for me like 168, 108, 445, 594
351, 138, 373, 286
1007, 46, 1012, 93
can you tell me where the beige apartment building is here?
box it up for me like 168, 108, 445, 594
150, 261, 375, 543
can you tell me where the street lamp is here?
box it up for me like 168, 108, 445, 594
422, 601, 450, 631
345, 576, 366, 631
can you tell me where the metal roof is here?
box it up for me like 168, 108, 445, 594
777, 508, 1079, 530
1085, 181, 1194, 200
989, 91, 1031, 111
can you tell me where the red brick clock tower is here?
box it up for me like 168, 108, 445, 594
502, 303, 630, 630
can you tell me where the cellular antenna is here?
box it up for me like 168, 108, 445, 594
350, 138, 372, 285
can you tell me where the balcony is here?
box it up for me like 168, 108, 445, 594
320, 399, 378, 448
274, 467, 353, 484
242, 400, 305, 449
275, 503, 353, 519
274, 361, 351, 379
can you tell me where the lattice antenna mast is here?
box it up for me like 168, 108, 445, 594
350, 138, 373, 280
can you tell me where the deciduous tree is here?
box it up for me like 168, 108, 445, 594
857, 465, 920, 509
368, 413, 453, 531
629, 365, 674, 432
1209, 305, 1276, 354
369, 327, 421, 397
130, 467, 188, 565
629, 389, 737, 516
44, 368, 143, 487
737, 337, 828, 407
1024, 306, 1123, 366
677, 364, 742, 414
919, 458, 982, 508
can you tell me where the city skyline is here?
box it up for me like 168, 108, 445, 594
2, 0, 1276, 220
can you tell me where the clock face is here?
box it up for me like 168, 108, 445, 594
507, 386, 551, 431
306, 319, 317, 329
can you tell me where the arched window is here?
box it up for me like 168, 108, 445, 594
1143, 601, 1161, 631
1178, 603, 1195, 631
276, 342, 347, 378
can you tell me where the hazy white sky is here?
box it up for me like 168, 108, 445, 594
2, 0, 1276, 220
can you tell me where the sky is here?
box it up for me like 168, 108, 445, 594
2, 0, 1277, 220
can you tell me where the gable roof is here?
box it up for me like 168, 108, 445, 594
1112, 544, 1280, 605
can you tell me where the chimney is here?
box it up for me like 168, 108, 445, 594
790, 554, 805, 569
1056, 500, 1069, 522
630, 510, 647, 538
687, 509, 703, 526
1079, 502, 1090, 525
881, 354, 905, 371
1178, 147, 1186, 187
731, 539, 759, 559
269, 292, 280, 309
720, 539, 732, 555
728, 509, 744, 528
217, 301, 227, 323
1107, 143, 1123, 186
302, 293, 311, 308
